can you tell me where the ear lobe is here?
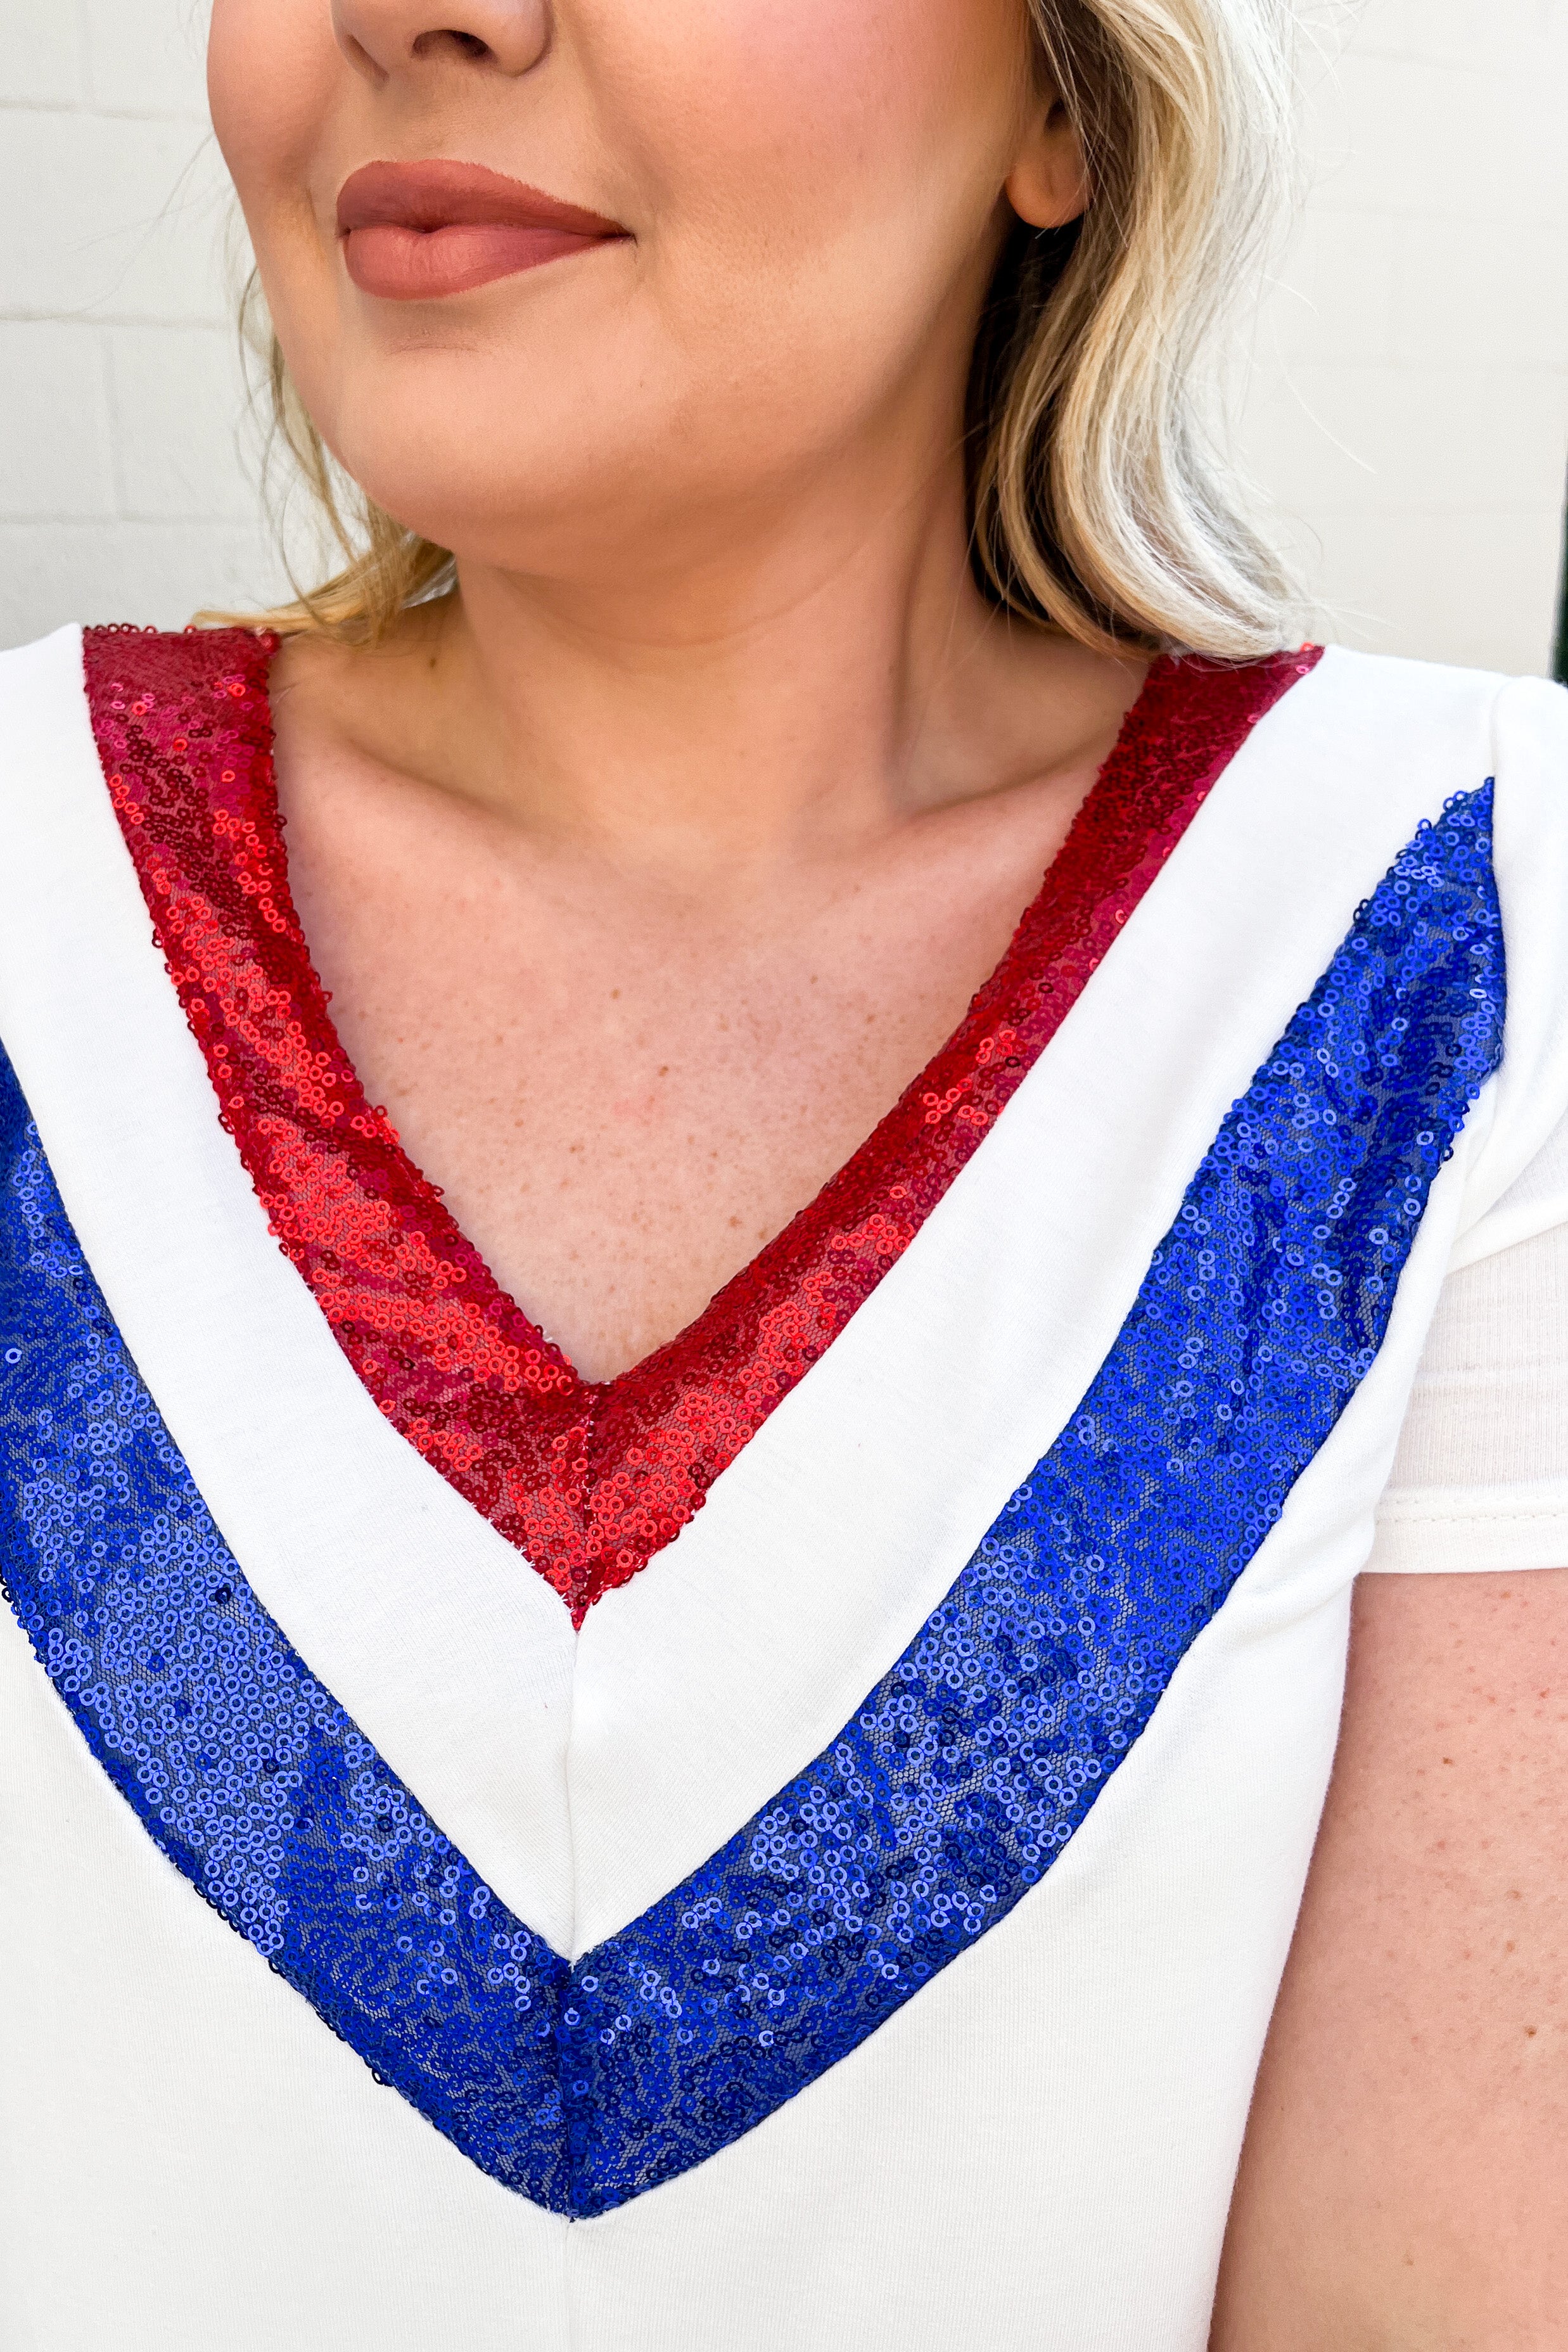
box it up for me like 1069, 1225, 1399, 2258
1005, 95, 1090, 230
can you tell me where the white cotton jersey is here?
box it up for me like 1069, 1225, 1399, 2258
1368, 1105, 1568, 1572
0, 628, 1565, 2352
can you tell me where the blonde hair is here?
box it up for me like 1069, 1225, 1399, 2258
237, 0, 1298, 658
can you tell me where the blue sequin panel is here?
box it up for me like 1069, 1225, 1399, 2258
0, 785, 1503, 2216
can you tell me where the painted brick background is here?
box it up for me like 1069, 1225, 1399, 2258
1238, 0, 1568, 674
0, 0, 297, 639
3, 0, 1566, 670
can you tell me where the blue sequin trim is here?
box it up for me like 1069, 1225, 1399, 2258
0, 786, 1503, 2215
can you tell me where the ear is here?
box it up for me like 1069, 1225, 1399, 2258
1005, 79, 1090, 229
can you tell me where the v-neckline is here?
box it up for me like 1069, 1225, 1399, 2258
84, 625, 1319, 1620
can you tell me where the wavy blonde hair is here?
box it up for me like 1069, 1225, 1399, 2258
238, 0, 1298, 657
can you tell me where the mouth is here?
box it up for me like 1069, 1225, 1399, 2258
336, 159, 630, 300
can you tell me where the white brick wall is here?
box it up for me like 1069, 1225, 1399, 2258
1240, 0, 1568, 673
2, 1, 1566, 671
0, 0, 293, 644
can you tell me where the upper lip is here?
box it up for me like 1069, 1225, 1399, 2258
336, 158, 627, 241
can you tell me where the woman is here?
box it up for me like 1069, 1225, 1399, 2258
1, 0, 1564, 2344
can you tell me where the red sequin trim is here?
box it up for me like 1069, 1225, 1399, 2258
84, 625, 1320, 1620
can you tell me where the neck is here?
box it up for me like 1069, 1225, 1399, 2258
284, 434, 1144, 890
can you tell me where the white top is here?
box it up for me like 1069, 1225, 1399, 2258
1, 625, 1565, 2352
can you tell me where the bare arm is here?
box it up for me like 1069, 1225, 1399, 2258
1212, 1568, 1568, 2350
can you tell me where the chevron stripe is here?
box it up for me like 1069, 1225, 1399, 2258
0, 783, 1503, 2214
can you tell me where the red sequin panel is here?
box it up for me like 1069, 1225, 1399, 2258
84, 625, 1321, 1620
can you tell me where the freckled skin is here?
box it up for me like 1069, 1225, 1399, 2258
271, 630, 1116, 1377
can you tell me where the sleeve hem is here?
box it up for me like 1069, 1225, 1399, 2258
1365, 1483, 1568, 1575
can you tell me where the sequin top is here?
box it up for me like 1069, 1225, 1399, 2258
2, 623, 1566, 2352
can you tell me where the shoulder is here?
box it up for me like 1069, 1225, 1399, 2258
1261, 642, 1568, 803
0, 623, 86, 738
0, 624, 275, 815
1203, 647, 1568, 1271
1283, 645, 1567, 1047
0, 618, 274, 939
1194, 644, 1558, 893
0, 622, 272, 713
1279, 647, 1568, 1024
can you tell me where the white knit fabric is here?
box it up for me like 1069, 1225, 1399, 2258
1368, 1104, 1568, 1572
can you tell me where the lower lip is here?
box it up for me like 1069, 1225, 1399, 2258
341, 221, 620, 300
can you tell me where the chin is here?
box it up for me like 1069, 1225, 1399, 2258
322, 355, 634, 559
322, 343, 794, 584
338, 429, 704, 586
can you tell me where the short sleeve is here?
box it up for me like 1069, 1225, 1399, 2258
1367, 1105, 1568, 1573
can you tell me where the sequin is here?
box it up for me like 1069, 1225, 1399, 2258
0, 782, 1502, 2213
83, 625, 1322, 1618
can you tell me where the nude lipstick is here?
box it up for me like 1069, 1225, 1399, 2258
336, 159, 629, 300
